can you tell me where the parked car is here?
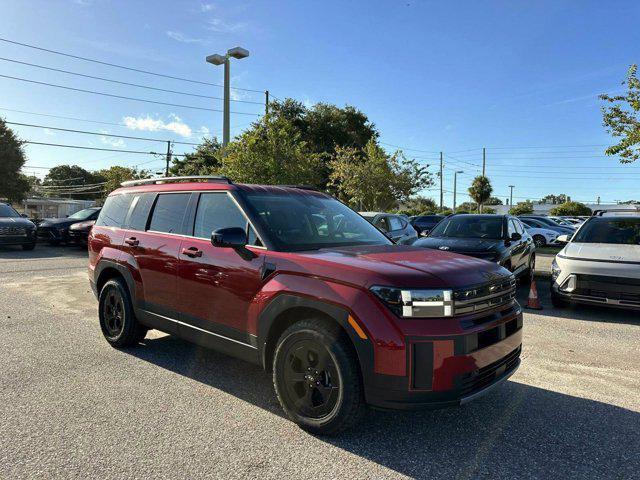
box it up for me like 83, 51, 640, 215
551, 211, 640, 310
37, 207, 101, 245
522, 224, 560, 248
519, 216, 576, 236
89, 177, 522, 435
67, 215, 100, 246
413, 214, 535, 279
409, 214, 446, 236
359, 212, 418, 244
0, 202, 37, 250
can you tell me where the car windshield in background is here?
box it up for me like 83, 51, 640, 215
572, 218, 640, 245
429, 216, 504, 239
0, 204, 20, 218
241, 192, 392, 251
67, 208, 98, 221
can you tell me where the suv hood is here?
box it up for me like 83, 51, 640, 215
292, 244, 511, 289
561, 242, 640, 263
0, 217, 35, 228
39, 218, 77, 228
413, 236, 501, 253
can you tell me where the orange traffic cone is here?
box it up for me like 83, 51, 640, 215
525, 272, 543, 310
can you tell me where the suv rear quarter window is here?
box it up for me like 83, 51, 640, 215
148, 193, 191, 234
96, 194, 134, 228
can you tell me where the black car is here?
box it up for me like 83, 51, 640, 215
413, 214, 535, 278
359, 212, 418, 244
0, 203, 37, 250
37, 207, 101, 245
410, 214, 446, 236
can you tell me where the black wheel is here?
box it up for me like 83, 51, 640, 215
533, 235, 546, 248
98, 278, 146, 347
22, 242, 36, 251
273, 319, 365, 435
551, 292, 569, 309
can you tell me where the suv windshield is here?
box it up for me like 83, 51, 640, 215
241, 192, 392, 251
68, 208, 98, 221
572, 218, 640, 245
429, 215, 504, 239
530, 217, 563, 227
0, 204, 20, 218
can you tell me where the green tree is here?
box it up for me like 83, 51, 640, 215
170, 138, 223, 176
509, 201, 534, 215
457, 201, 478, 213
549, 201, 592, 216
541, 193, 570, 205
468, 175, 493, 212
600, 64, 640, 163
96, 166, 150, 199
397, 196, 438, 216
485, 196, 503, 206
329, 140, 431, 211
0, 118, 30, 202
42, 165, 102, 200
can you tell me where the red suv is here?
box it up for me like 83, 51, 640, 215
89, 176, 522, 435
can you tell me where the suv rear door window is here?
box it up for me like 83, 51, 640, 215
126, 193, 156, 231
149, 193, 190, 234
96, 194, 133, 228
374, 216, 390, 232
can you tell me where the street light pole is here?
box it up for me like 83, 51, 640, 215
508, 185, 515, 206
453, 170, 463, 212
206, 46, 250, 148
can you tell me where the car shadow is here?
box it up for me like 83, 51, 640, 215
517, 278, 640, 326
127, 335, 639, 479
0, 244, 87, 259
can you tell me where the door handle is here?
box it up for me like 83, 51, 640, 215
125, 237, 139, 247
181, 246, 203, 258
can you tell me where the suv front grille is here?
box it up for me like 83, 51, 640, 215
0, 226, 26, 236
453, 277, 517, 315
459, 346, 521, 397
574, 274, 640, 305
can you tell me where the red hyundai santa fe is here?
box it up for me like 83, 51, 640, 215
89, 176, 522, 435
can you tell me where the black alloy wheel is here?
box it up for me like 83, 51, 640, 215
533, 235, 546, 248
103, 289, 125, 339
98, 278, 147, 347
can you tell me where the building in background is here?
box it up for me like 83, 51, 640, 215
493, 202, 640, 216
9, 197, 96, 221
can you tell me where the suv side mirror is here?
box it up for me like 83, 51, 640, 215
211, 227, 247, 249
556, 234, 569, 243
510, 232, 522, 241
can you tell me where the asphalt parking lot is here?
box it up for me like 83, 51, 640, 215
1, 245, 638, 479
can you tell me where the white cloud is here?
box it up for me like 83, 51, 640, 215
166, 31, 208, 45
207, 18, 247, 33
201, 2, 216, 12
43, 128, 55, 136
100, 133, 125, 148
123, 115, 193, 138
198, 126, 211, 137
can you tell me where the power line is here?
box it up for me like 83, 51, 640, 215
23, 140, 189, 157
0, 74, 262, 115
380, 142, 440, 154
0, 36, 264, 93
0, 56, 264, 105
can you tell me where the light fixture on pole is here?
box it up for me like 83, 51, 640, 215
453, 171, 463, 213
508, 185, 515, 206
206, 46, 250, 147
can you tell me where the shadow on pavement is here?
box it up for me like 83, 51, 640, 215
517, 278, 640, 326
128, 335, 639, 479
0, 244, 87, 260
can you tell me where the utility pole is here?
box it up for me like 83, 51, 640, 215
439, 152, 443, 212
508, 185, 515, 207
165, 141, 172, 177
453, 170, 463, 213
482, 147, 486, 177
265, 90, 270, 116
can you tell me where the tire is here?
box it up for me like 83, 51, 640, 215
551, 292, 569, 309
98, 278, 147, 347
533, 235, 546, 248
22, 242, 36, 251
273, 318, 365, 435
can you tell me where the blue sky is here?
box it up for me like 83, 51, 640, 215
1, 0, 639, 205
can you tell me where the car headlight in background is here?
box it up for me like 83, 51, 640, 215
371, 286, 453, 318
551, 259, 561, 281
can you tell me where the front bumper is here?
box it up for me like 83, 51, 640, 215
552, 275, 640, 310
68, 229, 90, 244
37, 226, 67, 242
0, 232, 36, 246
364, 309, 523, 410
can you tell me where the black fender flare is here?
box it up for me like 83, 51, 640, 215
257, 294, 374, 380
94, 260, 137, 303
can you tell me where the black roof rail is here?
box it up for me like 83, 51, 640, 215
120, 176, 232, 187
592, 207, 640, 216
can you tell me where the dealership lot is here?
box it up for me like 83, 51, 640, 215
1, 245, 638, 479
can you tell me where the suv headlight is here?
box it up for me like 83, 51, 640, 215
551, 259, 561, 281
371, 286, 453, 318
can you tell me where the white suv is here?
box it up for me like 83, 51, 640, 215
551, 211, 640, 310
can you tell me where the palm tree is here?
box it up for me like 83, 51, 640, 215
468, 176, 493, 213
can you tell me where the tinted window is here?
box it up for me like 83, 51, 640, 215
149, 193, 190, 234
374, 217, 390, 232
68, 208, 100, 221
514, 219, 525, 235
389, 216, 403, 231
508, 219, 518, 236
572, 218, 640, 245
96, 194, 133, 228
242, 192, 391, 251
430, 216, 504, 239
194, 193, 247, 239
126, 193, 156, 231
0, 204, 20, 218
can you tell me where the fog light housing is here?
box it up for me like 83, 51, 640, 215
559, 274, 577, 293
